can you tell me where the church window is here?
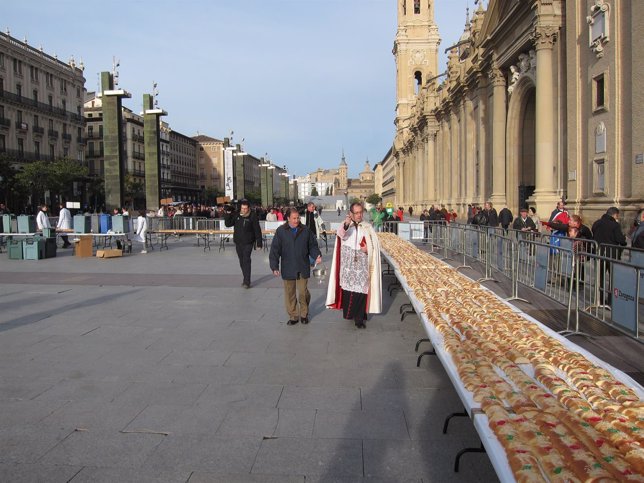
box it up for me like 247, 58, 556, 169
414, 71, 422, 95
414, 0, 420, 14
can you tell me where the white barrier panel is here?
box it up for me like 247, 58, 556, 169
397, 222, 411, 241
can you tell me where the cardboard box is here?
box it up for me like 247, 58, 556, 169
74, 236, 93, 257
96, 249, 123, 258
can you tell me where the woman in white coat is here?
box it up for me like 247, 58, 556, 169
133, 210, 148, 254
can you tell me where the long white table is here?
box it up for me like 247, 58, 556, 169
380, 247, 644, 483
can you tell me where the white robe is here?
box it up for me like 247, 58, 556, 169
326, 221, 382, 314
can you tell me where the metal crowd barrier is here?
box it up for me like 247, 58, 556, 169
400, 221, 642, 342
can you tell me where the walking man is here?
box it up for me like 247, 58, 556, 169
270, 208, 322, 325
36, 204, 51, 231
225, 199, 263, 289
326, 201, 382, 328
56, 202, 72, 248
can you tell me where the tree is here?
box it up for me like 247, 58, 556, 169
311, 186, 319, 197
124, 174, 145, 210
49, 159, 88, 201
203, 187, 223, 205
0, 154, 19, 206
15, 160, 53, 206
366, 193, 382, 205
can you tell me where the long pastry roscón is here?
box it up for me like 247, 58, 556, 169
378, 232, 644, 482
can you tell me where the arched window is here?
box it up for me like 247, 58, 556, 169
414, 0, 421, 14
414, 71, 422, 95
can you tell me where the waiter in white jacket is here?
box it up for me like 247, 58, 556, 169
36, 204, 51, 231
56, 202, 72, 248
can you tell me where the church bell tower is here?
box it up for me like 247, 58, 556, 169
393, 0, 441, 133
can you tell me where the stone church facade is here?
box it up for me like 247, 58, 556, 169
392, 0, 643, 224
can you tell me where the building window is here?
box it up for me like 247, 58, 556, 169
587, 0, 609, 58
17, 138, 24, 157
0, 53, 4, 68
0, 78, 3, 94
50, 144, 55, 160
16, 84, 21, 98
48, 95, 53, 109
594, 159, 605, 194
414, 71, 422, 95
0, 134, 5, 152
16, 110, 22, 124
34, 114, 39, 128
88, 126, 93, 138
402, 0, 406, 15
33, 89, 38, 102
76, 86, 81, 98
34, 141, 40, 158
49, 119, 54, 130
63, 147, 69, 157
13, 58, 22, 75
593, 74, 605, 111
414, 0, 420, 14
62, 99, 66, 112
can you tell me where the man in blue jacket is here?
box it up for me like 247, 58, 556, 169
270, 208, 322, 325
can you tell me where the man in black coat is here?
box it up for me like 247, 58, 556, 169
270, 208, 322, 325
498, 207, 513, 231
224, 199, 263, 288
592, 207, 626, 304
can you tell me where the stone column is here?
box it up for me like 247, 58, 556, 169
143, 94, 167, 212
477, 75, 488, 204
460, 96, 468, 210
489, 65, 507, 207
101, 72, 131, 212
450, 108, 459, 208
464, 94, 475, 207
427, 128, 437, 204
532, 25, 560, 215
442, 119, 450, 204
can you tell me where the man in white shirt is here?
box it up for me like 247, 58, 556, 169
36, 204, 51, 231
56, 202, 72, 248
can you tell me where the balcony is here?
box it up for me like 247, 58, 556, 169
86, 131, 102, 139
0, 117, 10, 129
62, 133, 72, 143
1, 148, 53, 162
17, 122, 29, 132
48, 129, 59, 139
77, 136, 85, 144
132, 151, 145, 161
0, 89, 83, 124
132, 134, 145, 143
87, 151, 103, 159
33, 125, 44, 136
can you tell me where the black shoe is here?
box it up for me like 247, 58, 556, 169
287, 319, 299, 326
300, 317, 309, 324
242, 283, 250, 289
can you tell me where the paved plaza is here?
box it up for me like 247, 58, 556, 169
1, 218, 642, 482
0, 223, 498, 483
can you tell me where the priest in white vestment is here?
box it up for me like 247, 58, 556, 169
326, 202, 382, 328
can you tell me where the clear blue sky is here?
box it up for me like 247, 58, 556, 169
5, 0, 474, 177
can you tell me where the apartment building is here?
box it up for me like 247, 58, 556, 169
0, 31, 85, 163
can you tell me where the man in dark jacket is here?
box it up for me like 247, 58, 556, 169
224, 199, 263, 288
270, 208, 322, 325
512, 207, 537, 232
498, 207, 513, 231
592, 207, 626, 305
